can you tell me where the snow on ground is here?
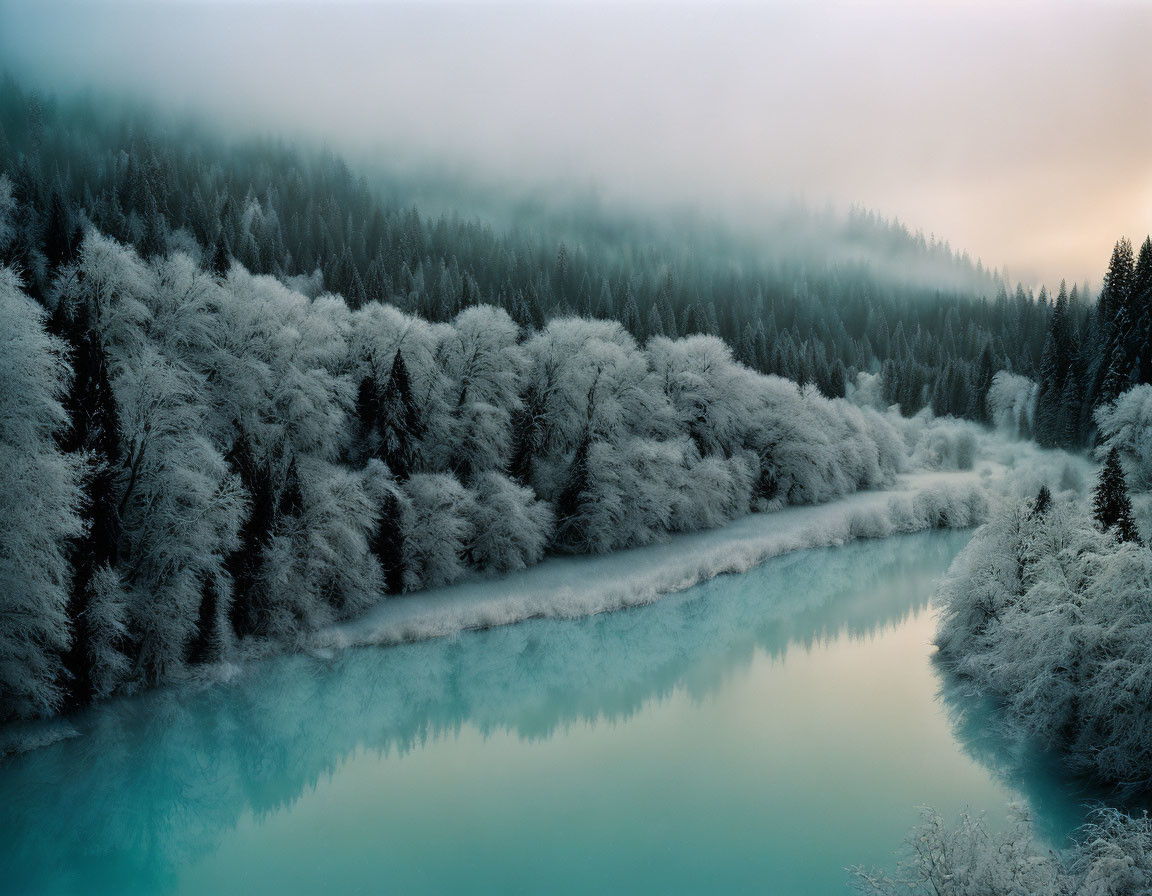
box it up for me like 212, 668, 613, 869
320, 468, 993, 652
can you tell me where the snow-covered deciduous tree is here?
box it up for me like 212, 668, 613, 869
467, 471, 553, 573
986, 371, 1036, 439
401, 473, 477, 590
0, 269, 84, 719
437, 305, 524, 478
1095, 385, 1152, 491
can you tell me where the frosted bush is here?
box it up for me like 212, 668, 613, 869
852, 807, 1152, 896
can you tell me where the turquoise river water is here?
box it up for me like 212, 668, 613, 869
0, 530, 1104, 894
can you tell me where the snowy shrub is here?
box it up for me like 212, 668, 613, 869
904, 412, 985, 471
852, 807, 1152, 896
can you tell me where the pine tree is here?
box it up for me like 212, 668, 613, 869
225, 437, 276, 639
370, 488, 405, 594
1093, 447, 1139, 543
209, 229, 231, 279
507, 384, 545, 486
377, 351, 423, 480
1090, 239, 1137, 412
43, 188, 75, 271
970, 344, 996, 424
1134, 236, 1152, 385
354, 369, 383, 463
186, 578, 221, 665
1029, 484, 1051, 520
553, 434, 591, 551
1035, 284, 1072, 447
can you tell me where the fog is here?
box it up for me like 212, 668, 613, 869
2, 0, 1150, 285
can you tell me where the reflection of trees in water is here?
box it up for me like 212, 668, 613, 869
932, 653, 1152, 850
0, 531, 967, 893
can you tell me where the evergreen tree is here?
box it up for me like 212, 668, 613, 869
1090, 239, 1137, 413
370, 488, 405, 594
225, 437, 276, 639
1029, 484, 1051, 520
43, 188, 75, 271
1134, 236, 1152, 385
1035, 283, 1072, 447
209, 229, 230, 279
377, 351, 422, 480
553, 434, 591, 551
970, 343, 996, 424
1093, 447, 1139, 543
507, 384, 545, 486
186, 578, 221, 665
354, 369, 383, 462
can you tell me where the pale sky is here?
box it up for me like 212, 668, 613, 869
2, 0, 1150, 286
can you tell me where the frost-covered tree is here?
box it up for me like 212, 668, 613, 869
467, 471, 553, 572
1094, 385, 1152, 491
0, 269, 84, 719
986, 371, 1036, 438
401, 473, 476, 590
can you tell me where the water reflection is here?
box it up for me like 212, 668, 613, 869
0, 530, 1028, 893
933, 659, 1150, 847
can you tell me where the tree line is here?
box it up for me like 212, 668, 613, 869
0, 227, 914, 721
0, 75, 1064, 426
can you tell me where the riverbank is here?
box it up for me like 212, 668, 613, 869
320, 469, 989, 652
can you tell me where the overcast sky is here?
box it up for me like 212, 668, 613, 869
2, 0, 1150, 286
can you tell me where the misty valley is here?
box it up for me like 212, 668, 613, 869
3, 2, 1152, 893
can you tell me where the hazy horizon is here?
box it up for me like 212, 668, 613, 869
2, 0, 1150, 287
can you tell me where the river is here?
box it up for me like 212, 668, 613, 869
0, 530, 1101, 894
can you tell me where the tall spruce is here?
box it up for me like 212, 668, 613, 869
1093, 447, 1139, 543
1091, 238, 1137, 412
377, 351, 422, 480
1133, 236, 1152, 385
224, 437, 276, 639
370, 488, 406, 594
553, 434, 591, 552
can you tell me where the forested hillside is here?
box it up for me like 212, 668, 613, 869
1, 75, 1054, 422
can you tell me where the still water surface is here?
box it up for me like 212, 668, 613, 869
0, 531, 1098, 894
